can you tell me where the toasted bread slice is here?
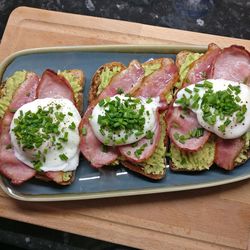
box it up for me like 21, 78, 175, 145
35, 171, 75, 185
88, 62, 126, 103
87, 60, 170, 180
229, 132, 250, 168
58, 69, 85, 114
121, 161, 166, 180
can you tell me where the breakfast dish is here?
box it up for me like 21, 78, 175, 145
167, 44, 250, 171
0, 44, 249, 201
80, 58, 178, 179
0, 69, 85, 185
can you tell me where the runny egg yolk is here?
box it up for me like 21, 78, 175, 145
10, 98, 81, 172
89, 95, 159, 146
174, 79, 250, 139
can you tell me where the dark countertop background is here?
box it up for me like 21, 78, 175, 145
0, 0, 249, 250
0, 0, 250, 40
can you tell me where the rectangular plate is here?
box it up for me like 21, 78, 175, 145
0, 45, 250, 202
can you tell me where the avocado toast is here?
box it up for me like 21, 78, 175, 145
80, 58, 178, 180
168, 44, 250, 172
0, 69, 85, 185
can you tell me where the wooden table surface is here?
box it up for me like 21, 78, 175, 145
0, 7, 249, 250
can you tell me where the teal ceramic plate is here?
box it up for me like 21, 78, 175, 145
0, 45, 249, 201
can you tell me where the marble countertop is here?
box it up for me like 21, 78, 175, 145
0, 0, 249, 40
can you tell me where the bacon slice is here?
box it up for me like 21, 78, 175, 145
134, 58, 178, 101
0, 73, 40, 184
0, 112, 36, 184
166, 106, 210, 152
119, 112, 161, 162
184, 43, 221, 86
98, 60, 144, 100
79, 106, 118, 168
37, 69, 75, 103
214, 138, 245, 170
9, 72, 40, 112
211, 45, 250, 85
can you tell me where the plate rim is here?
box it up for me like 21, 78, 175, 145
1, 44, 249, 202
0, 44, 207, 81
1, 173, 250, 202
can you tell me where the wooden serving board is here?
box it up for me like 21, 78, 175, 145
0, 7, 250, 250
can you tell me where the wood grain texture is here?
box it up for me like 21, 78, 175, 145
0, 7, 249, 249
0, 6, 249, 61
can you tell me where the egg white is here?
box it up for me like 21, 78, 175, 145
10, 98, 81, 172
174, 79, 250, 139
90, 95, 159, 146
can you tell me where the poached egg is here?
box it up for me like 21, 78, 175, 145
90, 95, 159, 146
10, 98, 81, 172
174, 79, 250, 139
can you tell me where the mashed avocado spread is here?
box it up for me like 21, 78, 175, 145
143, 62, 161, 77
58, 70, 82, 103
139, 114, 167, 175
235, 132, 250, 165
0, 71, 27, 119
63, 171, 73, 182
179, 52, 203, 83
170, 139, 215, 171
97, 66, 122, 96
164, 54, 203, 104
164, 53, 204, 109
174, 52, 203, 91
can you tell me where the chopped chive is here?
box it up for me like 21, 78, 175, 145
185, 88, 192, 94
82, 127, 87, 136
116, 88, 124, 94
69, 122, 76, 130
59, 153, 68, 161
146, 98, 152, 104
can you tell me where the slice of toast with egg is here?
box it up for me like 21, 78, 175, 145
87, 59, 172, 180
0, 69, 85, 186
168, 44, 250, 172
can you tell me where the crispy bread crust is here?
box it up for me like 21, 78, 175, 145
121, 161, 166, 180
175, 51, 192, 70
62, 69, 85, 114
142, 58, 163, 68
0, 81, 5, 98
88, 62, 126, 103
0, 81, 6, 134
35, 171, 75, 185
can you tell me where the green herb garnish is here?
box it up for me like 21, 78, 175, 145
59, 153, 68, 161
